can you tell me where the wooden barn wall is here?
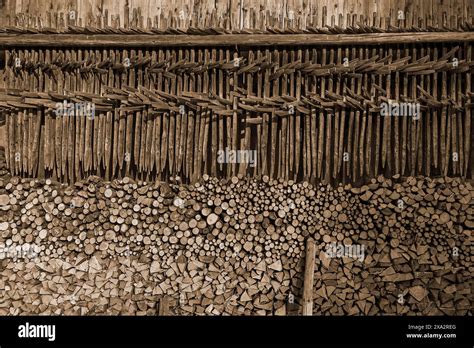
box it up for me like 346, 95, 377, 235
0, 0, 472, 30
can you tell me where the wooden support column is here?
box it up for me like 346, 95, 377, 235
0, 123, 6, 148
302, 238, 316, 316
158, 295, 170, 316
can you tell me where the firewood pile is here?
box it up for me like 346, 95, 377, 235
0, 0, 473, 319
0, 145, 471, 315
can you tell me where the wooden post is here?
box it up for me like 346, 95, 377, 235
0, 124, 6, 148
302, 238, 316, 316
158, 295, 170, 316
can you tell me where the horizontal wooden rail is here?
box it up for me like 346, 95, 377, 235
0, 32, 473, 48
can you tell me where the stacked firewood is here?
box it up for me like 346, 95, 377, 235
0, 143, 471, 315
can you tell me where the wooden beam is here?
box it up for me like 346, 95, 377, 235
0, 32, 472, 48
302, 238, 316, 316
